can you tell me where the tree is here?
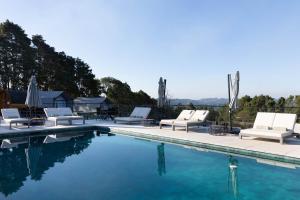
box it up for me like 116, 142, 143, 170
0, 20, 36, 89
100, 77, 156, 105
74, 58, 100, 97
276, 97, 286, 112
0, 20, 156, 101
31, 35, 57, 91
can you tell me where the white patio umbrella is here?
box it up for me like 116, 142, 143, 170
25, 142, 42, 177
158, 77, 167, 108
227, 71, 240, 131
228, 71, 240, 111
25, 75, 42, 117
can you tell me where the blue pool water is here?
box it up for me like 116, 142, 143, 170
0, 131, 299, 200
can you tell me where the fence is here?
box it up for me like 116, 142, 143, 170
1, 103, 299, 128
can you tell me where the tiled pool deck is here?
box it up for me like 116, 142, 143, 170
1, 120, 300, 163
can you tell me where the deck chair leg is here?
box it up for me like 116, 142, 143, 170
172, 125, 175, 131
186, 125, 189, 133
280, 138, 284, 144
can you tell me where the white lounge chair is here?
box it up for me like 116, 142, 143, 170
44, 107, 85, 126
173, 110, 210, 132
43, 133, 84, 143
1, 137, 28, 148
240, 112, 297, 144
159, 110, 195, 129
114, 107, 151, 124
294, 123, 300, 137
1, 108, 30, 129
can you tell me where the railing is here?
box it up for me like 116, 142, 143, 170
1, 102, 299, 128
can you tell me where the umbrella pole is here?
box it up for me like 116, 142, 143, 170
227, 74, 232, 132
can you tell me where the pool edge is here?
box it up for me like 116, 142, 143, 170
111, 128, 300, 165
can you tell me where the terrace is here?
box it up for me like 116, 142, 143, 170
1, 119, 300, 164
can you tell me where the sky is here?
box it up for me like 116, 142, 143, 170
1, 0, 300, 99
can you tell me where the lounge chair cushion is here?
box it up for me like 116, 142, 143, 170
253, 112, 276, 129
173, 120, 204, 126
272, 127, 288, 131
44, 108, 75, 118
128, 107, 151, 119
240, 128, 293, 138
4, 118, 29, 123
189, 110, 209, 121
48, 116, 83, 120
114, 107, 151, 124
177, 110, 195, 120
131, 116, 143, 118
173, 110, 210, 128
294, 123, 300, 134
1, 108, 21, 119
255, 125, 270, 130
272, 113, 297, 130
5, 115, 20, 119
160, 119, 175, 125
114, 117, 145, 122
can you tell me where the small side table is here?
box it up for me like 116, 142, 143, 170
143, 119, 155, 127
30, 118, 45, 126
209, 125, 229, 136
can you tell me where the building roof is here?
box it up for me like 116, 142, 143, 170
39, 91, 64, 99
7, 90, 69, 104
74, 97, 107, 104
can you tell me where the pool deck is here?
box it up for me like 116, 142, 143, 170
1, 119, 300, 161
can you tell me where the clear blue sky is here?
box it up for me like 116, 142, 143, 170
1, 0, 300, 99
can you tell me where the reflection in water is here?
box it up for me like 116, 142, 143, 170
1, 137, 29, 149
157, 143, 166, 176
43, 133, 84, 144
0, 132, 95, 197
25, 138, 42, 178
228, 156, 239, 199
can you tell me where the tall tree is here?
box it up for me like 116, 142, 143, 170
31, 34, 57, 90
0, 20, 35, 89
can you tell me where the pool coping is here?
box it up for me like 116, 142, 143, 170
1, 124, 300, 165
0, 125, 110, 139
110, 128, 300, 165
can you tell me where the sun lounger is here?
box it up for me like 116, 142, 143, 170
159, 110, 195, 129
239, 112, 297, 144
294, 123, 300, 137
44, 107, 85, 126
1, 108, 30, 129
114, 107, 151, 124
172, 110, 210, 132
1, 137, 28, 148
43, 133, 84, 143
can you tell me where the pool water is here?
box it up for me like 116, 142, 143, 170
0, 131, 299, 200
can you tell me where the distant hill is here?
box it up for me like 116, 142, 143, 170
169, 98, 228, 106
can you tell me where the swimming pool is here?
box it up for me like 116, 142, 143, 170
0, 130, 299, 200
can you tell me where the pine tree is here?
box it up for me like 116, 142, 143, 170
0, 20, 35, 90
